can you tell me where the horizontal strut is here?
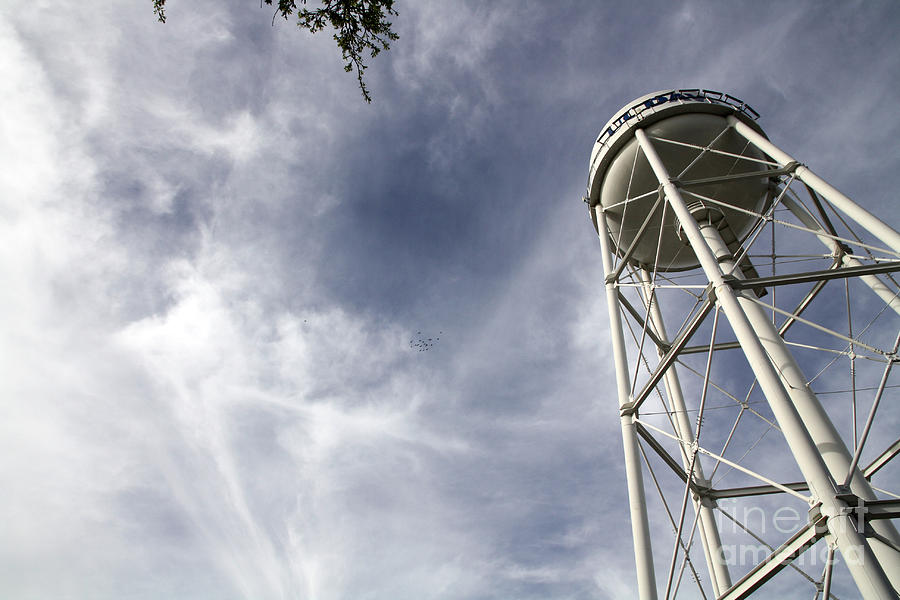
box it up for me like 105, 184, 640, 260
674, 162, 799, 188
866, 499, 900, 521
729, 261, 900, 290
707, 482, 809, 500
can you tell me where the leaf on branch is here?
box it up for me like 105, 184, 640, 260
152, 0, 398, 102
265, 0, 398, 103
153, 0, 166, 23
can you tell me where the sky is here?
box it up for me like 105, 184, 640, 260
2, 1, 900, 599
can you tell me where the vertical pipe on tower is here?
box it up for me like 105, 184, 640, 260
726, 137, 900, 589
704, 228, 900, 591
596, 207, 659, 600
781, 196, 900, 317
727, 116, 900, 255
635, 128, 899, 599
638, 269, 732, 596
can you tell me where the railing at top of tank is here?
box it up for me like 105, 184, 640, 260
595, 89, 760, 146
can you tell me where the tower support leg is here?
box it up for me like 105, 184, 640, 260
781, 195, 900, 317
639, 270, 732, 596
697, 212, 900, 592
635, 128, 899, 599
728, 115, 900, 255
596, 208, 658, 600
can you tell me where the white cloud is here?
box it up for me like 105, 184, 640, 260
4, 1, 900, 598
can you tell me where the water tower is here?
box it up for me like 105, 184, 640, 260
587, 89, 900, 599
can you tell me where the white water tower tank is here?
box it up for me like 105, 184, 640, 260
587, 89, 772, 271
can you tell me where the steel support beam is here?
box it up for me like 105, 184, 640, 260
596, 207, 658, 600
675, 162, 797, 188
607, 192, 664, 284
706, 222, 900, 596
636, 127, 899, 599
865, 437, 900, 480
623, 298, 714, 415
729, 115, 900, 255
729, 262, 900, 290
639, 269, 732, 594
717, 518, 827, 600
782, 195, 900, 318
708, 482, 809, 500
866, 500, 900, 521
681, 341, 741, 355
634, 422, 695, 490
776, 276, 830, 337
618, 290, 670, 352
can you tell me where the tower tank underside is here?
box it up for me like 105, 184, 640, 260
588, 91, 773, 271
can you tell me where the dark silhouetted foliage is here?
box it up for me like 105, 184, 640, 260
152, 0, 398, 102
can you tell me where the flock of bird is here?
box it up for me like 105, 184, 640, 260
409, 331, 442, 352
303, 318, 440, 353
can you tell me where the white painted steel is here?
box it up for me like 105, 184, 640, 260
634, 418, 813, 502
700, 210, 900, 594
596, 207, 659, 600
782, 195, 900, 317
635, 128, 899, 599
728, 115, 900, 256
716, 519, 824, 600
595, 113, 769, 271
638, 270, 732, 595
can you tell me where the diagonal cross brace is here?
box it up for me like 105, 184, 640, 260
717, 516, 827, 600
621, 296, 714, 416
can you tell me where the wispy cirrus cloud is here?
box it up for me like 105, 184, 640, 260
3, 0, 900, 598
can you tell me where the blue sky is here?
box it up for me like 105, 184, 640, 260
2, 1, 900, 598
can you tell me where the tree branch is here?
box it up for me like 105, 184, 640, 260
151, 0, 398, 102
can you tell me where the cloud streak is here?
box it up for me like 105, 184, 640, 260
2, 0, 899, 598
